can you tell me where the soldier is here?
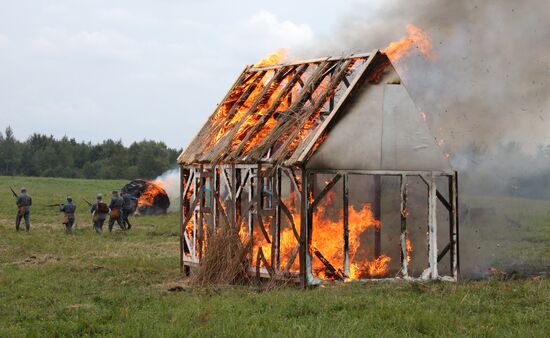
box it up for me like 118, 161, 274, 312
15, 187, 32, 232
90, 194, 109, 234
121, 192, 137, 229
59, 196, 77, 234
108, 190, 125, 232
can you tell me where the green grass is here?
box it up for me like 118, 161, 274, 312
0, 176, 549, 337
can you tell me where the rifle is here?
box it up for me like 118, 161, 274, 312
9, 186, 17, 198
45, 204, 61, 207
83, 198, 92, 207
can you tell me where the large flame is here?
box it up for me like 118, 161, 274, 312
137, 181, 169, 209
252, 190, 394, 280
384, 24, 433, 62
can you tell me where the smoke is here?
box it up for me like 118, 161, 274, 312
292, 0, 550, 278
153, 167, 180, 213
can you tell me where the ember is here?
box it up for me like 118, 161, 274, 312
121, 179, 170, 215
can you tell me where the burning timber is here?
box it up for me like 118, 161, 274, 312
177, 50, 460, 286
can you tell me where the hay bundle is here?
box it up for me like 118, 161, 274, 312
190, 228, 251, 286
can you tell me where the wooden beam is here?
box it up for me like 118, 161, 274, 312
248, 61, 334, 160
212, 67, 290, 161
273, 59, 355, 162
400, 174, 408, 278
230, 64, 308, 159
428, 174, 438, 279
437, 241, 451, 263
247, 52, 371, 72
420, 174, 451, 212
291, 51, 378, 164
312, 246, 344, 281
343, 173, 350, 278
310, 173, 342, 210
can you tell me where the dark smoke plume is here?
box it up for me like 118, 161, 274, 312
295, 0, 550, 278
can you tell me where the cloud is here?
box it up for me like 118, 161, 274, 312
224, 10, 314, 54
0, 34, 8, 49
96, 8, 158, 25
29, 27, 147, 60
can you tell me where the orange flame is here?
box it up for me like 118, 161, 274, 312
254, 48, 288, 67
384, 24, 433, 62
252, 190, 394, 280
137, 181, 168, 209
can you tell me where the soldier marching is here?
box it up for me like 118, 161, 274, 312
8, 186, 141, 235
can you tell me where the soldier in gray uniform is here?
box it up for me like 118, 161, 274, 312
121, 192, 137, 229
15, 187, 32, 232
108, 190, 125, 232
90, 194, 109, 234
59, 196, 77, 234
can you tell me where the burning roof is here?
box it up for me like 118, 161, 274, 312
178, 48, 451, 172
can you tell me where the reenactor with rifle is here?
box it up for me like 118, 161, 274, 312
90, 194, 109, 234
13, 187, 32, 232
108, 190, 125, 232
121, 192, 137, 230
59, 196, 77, 234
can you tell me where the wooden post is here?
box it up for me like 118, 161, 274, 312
343, 173, 350, 278
373, 175, 382, 258
272, 168, 282, 271
248, 167, 255, 265
180, 166, 188, 275
400, 174, 408, 278
299, 168, 309, 288
192, 168, 198, 261
197, 166, 205, 260
428, 173, 438, 279
213, 166, 220, 230
450, 172, 460, 280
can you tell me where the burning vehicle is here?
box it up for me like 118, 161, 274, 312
121, 179, 170, 215
177, 34, 459, 286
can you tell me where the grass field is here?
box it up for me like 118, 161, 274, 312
0, 176, 548, 337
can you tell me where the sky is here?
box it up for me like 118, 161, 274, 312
0, 0, 381, 149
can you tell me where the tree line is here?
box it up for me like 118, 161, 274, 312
0, 126, 181, 180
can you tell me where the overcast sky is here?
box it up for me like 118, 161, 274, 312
0, 0, 383, 149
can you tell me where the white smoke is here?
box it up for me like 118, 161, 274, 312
153, 167, 180, 213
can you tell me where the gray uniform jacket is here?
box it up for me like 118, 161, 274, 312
109, 196, 124, 210
60, 203, 76, 218
16, 194, 32, 212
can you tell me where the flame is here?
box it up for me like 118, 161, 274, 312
406, 235, 413, 264
252, 190, 394, 280
254, 49, 288, 67
137, 181, 168, 208
384, 24, 433, 62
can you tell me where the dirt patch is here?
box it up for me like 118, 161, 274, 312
20, 254, 61, 265
154, 278, 191, 292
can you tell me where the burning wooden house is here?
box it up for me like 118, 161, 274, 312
177, 50, 459, 286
